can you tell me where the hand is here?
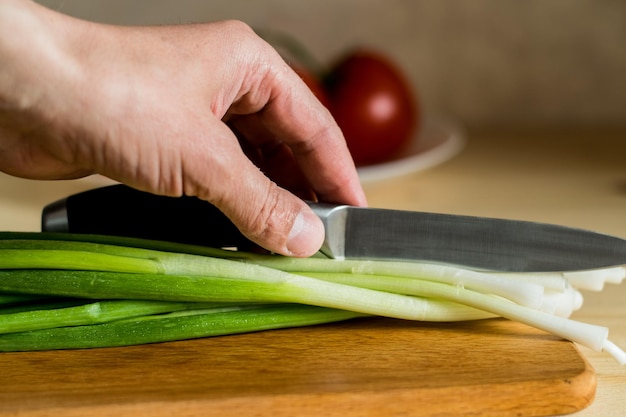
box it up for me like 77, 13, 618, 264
0, 0, 366, 256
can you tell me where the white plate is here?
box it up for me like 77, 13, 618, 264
357, 116, 465, 184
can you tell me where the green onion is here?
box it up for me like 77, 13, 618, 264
564, 267, 626, 290
0, 299, 245, 334
0, 270, 491, 322
300, 272, 612, 353
0, 304, 363, 351
0, 231, 624, 365
0, 240, 545, 308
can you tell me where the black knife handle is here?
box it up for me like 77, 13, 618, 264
41, 184, 252, 249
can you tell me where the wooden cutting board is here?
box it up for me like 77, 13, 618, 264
0, 317, 595, 417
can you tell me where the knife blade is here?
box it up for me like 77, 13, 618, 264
42, 184, 626, 272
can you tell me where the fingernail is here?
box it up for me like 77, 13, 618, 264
286, 209, 324, 257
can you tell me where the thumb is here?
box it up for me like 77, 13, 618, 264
188, 125, 325, 257
219, 180, 325, 257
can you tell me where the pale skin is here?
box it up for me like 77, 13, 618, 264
0, 0, 367, 256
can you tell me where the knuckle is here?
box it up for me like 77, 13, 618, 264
218, 20, 266, 52
220, 19, 256, 39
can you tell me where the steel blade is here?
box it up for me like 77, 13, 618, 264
317, 205, 626, 272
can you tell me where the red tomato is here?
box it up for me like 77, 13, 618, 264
326, 50, 419, 166
291, 64, 331, 109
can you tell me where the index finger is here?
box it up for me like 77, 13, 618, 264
232, 61, 368, 207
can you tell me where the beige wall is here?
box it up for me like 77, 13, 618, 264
37, 0, 626, 127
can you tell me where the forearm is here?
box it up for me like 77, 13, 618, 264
0, 0, 95, 178
1, 0, 67, 112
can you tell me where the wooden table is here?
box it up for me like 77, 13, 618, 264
0, 127, 625, 416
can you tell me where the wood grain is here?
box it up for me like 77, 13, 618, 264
0, 317, 595, 417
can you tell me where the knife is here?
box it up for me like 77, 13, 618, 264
42, 184, 626, 272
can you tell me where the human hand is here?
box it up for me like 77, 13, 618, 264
0, 0, 366, 256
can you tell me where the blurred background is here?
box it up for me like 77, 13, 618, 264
36, 0, 626, 128
1, 0, 624, 232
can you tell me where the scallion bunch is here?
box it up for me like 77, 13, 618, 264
0, 232, 624, 364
